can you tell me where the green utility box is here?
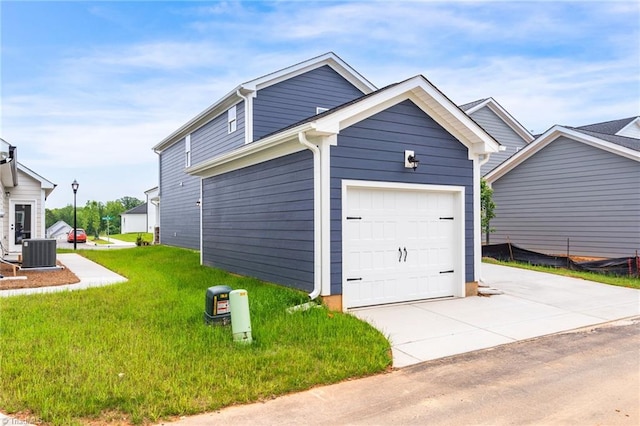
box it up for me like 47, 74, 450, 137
204, 285, 232, 325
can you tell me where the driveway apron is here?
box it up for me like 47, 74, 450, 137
351, 263, 640, 367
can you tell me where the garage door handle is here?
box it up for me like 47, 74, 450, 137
440, 270, 454, 274
398, 247, 403, 262
403, 247, 408, 262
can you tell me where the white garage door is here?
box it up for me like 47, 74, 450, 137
343, 184, 462, 309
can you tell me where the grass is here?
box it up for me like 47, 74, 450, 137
106, 233, 153, 243
483, 258, 640, 289
0, 246, 391, 425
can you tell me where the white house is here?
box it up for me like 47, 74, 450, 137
120, 202, 148, 234
0, 138, 56, 256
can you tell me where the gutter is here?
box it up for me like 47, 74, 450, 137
298, 132, 322, 301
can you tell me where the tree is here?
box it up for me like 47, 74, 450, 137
104, 200, 125, 234
481, 179, 496, 244
85, 200, 103, 238
118, 196, 143, 211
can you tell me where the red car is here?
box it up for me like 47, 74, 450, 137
67, 228, 87, 243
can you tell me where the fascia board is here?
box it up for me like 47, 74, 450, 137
485, 125, 640, 183
18, 162, 55, 189
153, 91, 243, 153
465, 98, 534, 143
186, 123, 315, 178
314, 76, 501, 156
462, 99, 491, 115
484, 100, 535, 143
243, 53, 377, 94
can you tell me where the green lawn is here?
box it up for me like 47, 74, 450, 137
106, 233, 153, 243
0, 246, 391, 425
483, 258, 640, 289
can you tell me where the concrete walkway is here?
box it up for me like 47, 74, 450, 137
352, 263, 640, 367
0, 253, 127, 297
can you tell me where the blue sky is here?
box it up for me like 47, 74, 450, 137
1, 1, 638, 208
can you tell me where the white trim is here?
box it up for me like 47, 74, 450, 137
319, 138, 331, 297
464, 98, 534, 143
473, 157, 481, 283
341, 180, 466, 310
227, 105, 237, 134
313, 76, 501, 159
9, 199, 37, 252
153, 52, 375, 153
199, 179, 203, 264
485, 125, 640, 183
186, 123, 314, 178
185, 135, 191, 168
241, 52, 376, 94
297, 133, 323, 300
186, 76, 501, 180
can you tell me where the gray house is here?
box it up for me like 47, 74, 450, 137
154, 53, 499, 310
460, 98, 534, 175
485, 117, 640, 258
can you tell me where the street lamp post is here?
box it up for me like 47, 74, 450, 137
71, 179, 79, 250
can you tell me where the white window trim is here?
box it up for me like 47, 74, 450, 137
185, 134, 191, 168
228, 105, 237, 134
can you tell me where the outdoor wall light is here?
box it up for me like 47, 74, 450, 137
404, 150, 420, 171
196, 198, 201, 207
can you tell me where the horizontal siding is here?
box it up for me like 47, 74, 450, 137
491, 136, 640, 257
191, 100, 245, 164
253, 65, 365, 140
331, 100, 475, 295
159, 139, 201, 250
202, 151, 315, 291
469, 107, 530, 175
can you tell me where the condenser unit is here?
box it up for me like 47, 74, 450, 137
21, 239, 57, 268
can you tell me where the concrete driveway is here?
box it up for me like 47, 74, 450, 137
352, 263, 640, 367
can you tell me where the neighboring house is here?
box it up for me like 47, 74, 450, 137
0, 138, 56, 256
460, 98, 534, 175
145, 186, 159, 236
485, 116, 640, 258
46, 220, 72, 239
120, 202, 148, 234
154, 53, 500, 310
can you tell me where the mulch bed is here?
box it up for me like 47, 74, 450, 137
0, 260, 80, 290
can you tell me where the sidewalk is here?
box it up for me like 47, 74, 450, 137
0, 253, 127, 297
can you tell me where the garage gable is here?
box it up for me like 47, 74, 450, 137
331, 100, 475, 308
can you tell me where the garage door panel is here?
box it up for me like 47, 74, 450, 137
344, 185, 461, 309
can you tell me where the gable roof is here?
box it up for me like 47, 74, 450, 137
187, 75, 501, 178
46, 220, 72, 235
459, 97, 534, 144
123, 202, 148, 215
153, 52, 377, 153
17, 162, 56, 198
485, 122, 640, 183
574, 116, 638, 136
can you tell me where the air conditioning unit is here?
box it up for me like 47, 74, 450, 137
21, 239, 57, 268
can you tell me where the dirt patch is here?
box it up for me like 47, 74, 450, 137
0, 260, 80, 290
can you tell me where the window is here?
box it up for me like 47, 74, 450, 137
228, 106, 237, 133
316, 107, 329, 114
185, 135, 191, 167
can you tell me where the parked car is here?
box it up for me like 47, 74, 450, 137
67, 228, 87, 243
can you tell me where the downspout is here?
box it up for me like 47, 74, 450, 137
298, 132, 322, 300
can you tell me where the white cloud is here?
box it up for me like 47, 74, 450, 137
2, 0, 638, 208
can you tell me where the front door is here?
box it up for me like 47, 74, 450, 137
10, 201, 35, 252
